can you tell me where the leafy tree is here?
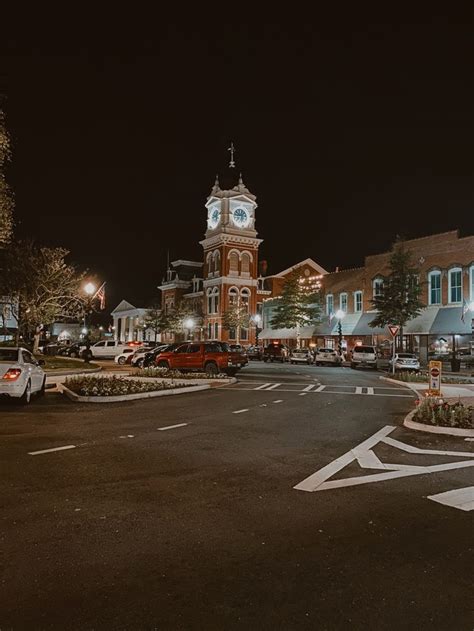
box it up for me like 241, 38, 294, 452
0, 108, 14, 247
163, 300, 198, 338
222, 304, 250, 344
270, 270, 322, 345
369, 240, 425, 350
1, 241, 86, 351
143, 303, 163, 343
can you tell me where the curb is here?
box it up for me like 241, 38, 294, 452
379, 375, 418, 394
403, 408, 474, 437
59, 382, 210, 403
45, 365, 101, 377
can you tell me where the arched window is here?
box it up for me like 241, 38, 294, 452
241, 252, 251, 274
229, 287, 239, 307
373, 278, 384, 298
428, 270, 442, 305
354, 291, 363, 313
229, 251, 239, 274
326, 294, 334, 315
206, 288, 213, 314
240, 287, 251, 312
211, 287, 219, 314
213, 251, 220, 275
339, 293, 348, 312
448, 267, 462, 303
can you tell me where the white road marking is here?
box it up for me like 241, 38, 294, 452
119, 435, 135, 439
28, 445, 76, 456
220, 387, 413, 397
355, 387, 363, 394
157, 423, 188, 431
294, 425, 474, 493
233, 409, 249, 414
254, 383, 273, 390
299, 392, 308, 396
428, 487, 474, 511
303, 384, 316, 391
266, 383, 282, 390
273, 400, 283, 403
315, 385, 326, 392
465, 438, 474, 442
366, 387, 374, 395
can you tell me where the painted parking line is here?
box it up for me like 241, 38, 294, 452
233, 409, 249, 414
28, 445, 76, 456
157, 423, 188, 431
428, 487, 474, 511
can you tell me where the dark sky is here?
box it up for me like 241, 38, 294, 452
1, 8, 473, 311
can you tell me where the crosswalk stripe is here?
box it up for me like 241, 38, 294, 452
315, 385, 325, 392
355, 387, 363, 394
254, 383, 272, 390
366, 387, 374, 395
266, 383, 282, 390
303, 384, 316, 391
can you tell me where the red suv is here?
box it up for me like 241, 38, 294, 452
154, 341, 244, 375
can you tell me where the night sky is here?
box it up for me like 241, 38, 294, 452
1, 9, 473, 311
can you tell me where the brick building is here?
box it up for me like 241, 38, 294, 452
261, 230, 474, 363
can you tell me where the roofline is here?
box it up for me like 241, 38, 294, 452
271, 258, 328, 278
171, 259, 203, 268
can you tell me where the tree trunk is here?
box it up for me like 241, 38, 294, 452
154, 330, 157, 343
398, 326, 404, 352
33, 327, 41, 354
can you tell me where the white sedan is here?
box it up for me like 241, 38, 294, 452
114, 347, 138, 365
315, 348, 342, 366
0, 347, 46, 404
389, 353, 420, 372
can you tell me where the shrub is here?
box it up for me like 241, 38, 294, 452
65, 375, 191, 397
392, 372, 474, 385
412, 396, 473, 429
136, 367, 229, 380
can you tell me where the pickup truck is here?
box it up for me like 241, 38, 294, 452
263, 343, 289, 363
154, 341, 245, 375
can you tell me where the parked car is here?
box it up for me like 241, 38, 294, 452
0, 347, 46, 404
229, 344, 249, 366
315, 347, 342, 366
389, 352, 420, 372
114, 347, 138, 365
154, 341, 243, 375
247, 345, 264, 361
142, 344, 179, 368
87, 340, 130, 359
290, 348, 313, 365
56, 343, 86, 358
131, 345, 168, 368
351, 345, 377, 369
263, 343, 289, 363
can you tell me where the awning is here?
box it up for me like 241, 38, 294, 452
430, 307, 472, 335
259, 326, 316, 340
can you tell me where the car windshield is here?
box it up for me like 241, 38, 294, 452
354, 346, 375, 353
0, 348, 19, 362
319, 349, 333, 353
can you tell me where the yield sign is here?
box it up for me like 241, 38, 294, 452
293, 426, 474, 493
388, 325, 399, 337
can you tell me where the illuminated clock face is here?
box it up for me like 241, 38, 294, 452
232, 207, 250, 227
208, 207, 220, 228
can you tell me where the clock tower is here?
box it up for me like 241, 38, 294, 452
200, 173, 262, 343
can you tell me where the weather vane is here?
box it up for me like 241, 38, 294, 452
228, 142, 236, 168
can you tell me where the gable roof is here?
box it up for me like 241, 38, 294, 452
271, 258, 328, 278
111, 300, 136, 314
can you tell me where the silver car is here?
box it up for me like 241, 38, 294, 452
290, 348, 313, 365
389, 352, 420, 372
315, 348, 341, 366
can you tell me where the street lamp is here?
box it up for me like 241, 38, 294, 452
184, 317, 195, 340
335, 309, 345, 356
82, 282, 97, 360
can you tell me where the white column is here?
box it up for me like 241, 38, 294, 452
128, 316, 134, 341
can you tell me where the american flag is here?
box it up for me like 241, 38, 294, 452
94, 283, 106, 310
461, 298, 469, 324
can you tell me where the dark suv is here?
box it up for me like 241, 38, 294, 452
263, 343, 289, 363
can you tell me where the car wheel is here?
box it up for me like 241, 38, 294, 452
157, 360, 169, 369
118, 356, 127, 365
37, 377, 46, 397
19, 380, 32, 405
137, 359, 144, 368
70, 351, 78, 358
205, 362, 219, 376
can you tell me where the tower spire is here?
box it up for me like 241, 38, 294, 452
228, 142, 236, 168
211, 174, 220, 194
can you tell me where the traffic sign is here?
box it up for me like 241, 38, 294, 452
388, 325, 399, 337
429, 360, 442, 396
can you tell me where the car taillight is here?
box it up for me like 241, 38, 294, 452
3, 368, 22, 381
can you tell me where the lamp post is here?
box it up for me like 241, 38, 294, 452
335, 309, 345, 357
252, 313, 262, 345
82, 282, 96, 361
183, 317, 195, 341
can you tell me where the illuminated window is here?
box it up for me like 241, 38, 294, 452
240, 288, 250, 312
373, 278, 384, 298
448, 268, 462, 303
326, 294, 333, 315
229, 287, 239, 306
339, 293, 347, 312
428, 271, 441, 305
354, 291, 362, 313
